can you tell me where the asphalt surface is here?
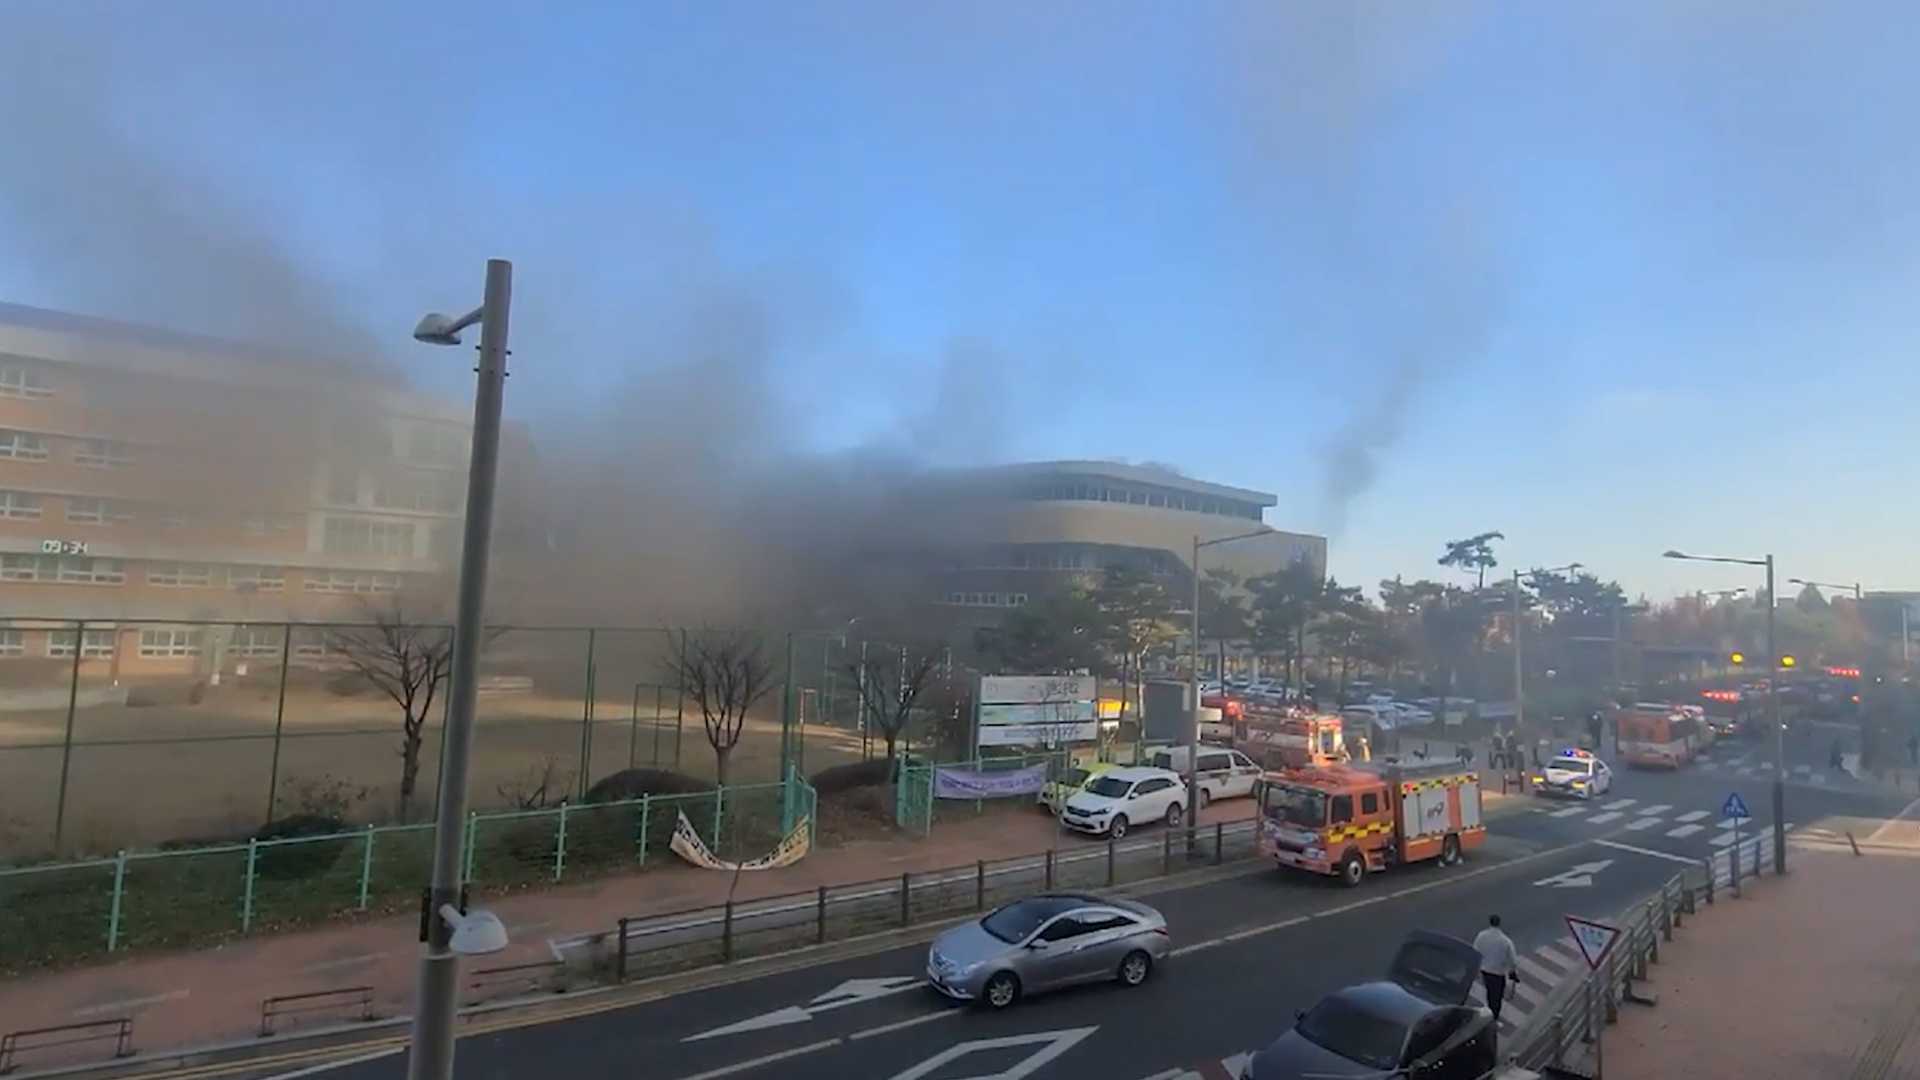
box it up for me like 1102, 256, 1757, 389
297, 752, 1912, 1080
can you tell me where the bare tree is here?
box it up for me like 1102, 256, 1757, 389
324, 595, 456, 820
848, 642, 944, 777
664, 629, 778, 787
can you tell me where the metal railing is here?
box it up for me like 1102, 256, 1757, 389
1507, 834, 1780, 1073
597, 819, 1262, 981
0, 780, 805, 971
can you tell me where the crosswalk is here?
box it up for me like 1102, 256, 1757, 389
1526, 796, 1786, 846
1696, 757, 1829, 785
1148, 940, 1590, 1080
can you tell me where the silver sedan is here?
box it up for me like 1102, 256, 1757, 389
925, 893, 1171, 1009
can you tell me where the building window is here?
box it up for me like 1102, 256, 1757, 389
138, 628, 202, 659
241, 511, 297, 536
229, 565, 286, 591
157, 506, 197, 528
1009, 593, 1029, 606
0, 629, 23, 657
0, 360, 53, 399
373, 469, 460, 513
0, 490, 43, 520
48, 629, 117, 659
67, 497, 133, 525
0, 554, 125, 584
292, 638, 332, 660
304, 569, 403, 594
326, 468, 361, 506
73, 438, 134, 468
230, 626, 284, 658
322, 517, 417, 558
0, 429, 49, 460
148, 561, 217, 587
407, 426, 467, 467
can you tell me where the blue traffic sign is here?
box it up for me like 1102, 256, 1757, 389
1722, 791, 1752, 820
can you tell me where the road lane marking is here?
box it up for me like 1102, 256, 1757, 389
1869, 794, 1920, 843
1622, 816, 1663, 832
1585, 812, 1624, 825
256, 1047, 404, 1080
1600, 799, 1636, 810
849, 1010, 958, 1041
1635, 804, 1672, 816
673, 1039, 844, 1080
1594, 839, 1699, 866
1547, 807, 1585, 818
1674, 810, 1712, 823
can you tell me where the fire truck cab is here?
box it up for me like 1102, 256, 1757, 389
1254, 759, 1485, 887
1236, 705, 1350, 771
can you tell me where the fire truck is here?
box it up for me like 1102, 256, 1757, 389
1234, 703, 1351, 771
1253, 759, 1486, 887
1616, 703, 1705, 769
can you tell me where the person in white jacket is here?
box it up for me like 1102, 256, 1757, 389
1471, 914, 1520, 1021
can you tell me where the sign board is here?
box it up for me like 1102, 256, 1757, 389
977, 722, 1099, 747
1564, 915, 1621, 970
1721, 791, 1751, 821
979, 675, 1094, 705
978, 702, 1097, 727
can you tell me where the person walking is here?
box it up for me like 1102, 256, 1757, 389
1472, 914, 1520, 1022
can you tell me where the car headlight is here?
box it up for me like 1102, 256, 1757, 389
1572, 778, 1588, 786
1530, 774, 1544, 783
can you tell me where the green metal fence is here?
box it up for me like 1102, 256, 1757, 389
894, 752, 1061, 834
0, 619, 869, 857
0, 778, 811, 971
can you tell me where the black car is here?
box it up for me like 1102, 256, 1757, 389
1240, 930, 1498, 1079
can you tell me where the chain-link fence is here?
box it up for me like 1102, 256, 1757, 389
0, 620, 872, 858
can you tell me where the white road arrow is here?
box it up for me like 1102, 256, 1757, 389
683, 976, 924, 1042
1532, 859, 1614, 888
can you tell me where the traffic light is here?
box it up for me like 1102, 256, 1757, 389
1729, 651, 1746, 665
1779, 655, 1796, 668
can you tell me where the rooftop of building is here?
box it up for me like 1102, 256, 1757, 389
949, 459, 1279, 507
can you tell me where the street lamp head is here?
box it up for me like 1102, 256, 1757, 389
1661, 550, 1688, 560
438, 904, 509, 956
412, 312, 467, 347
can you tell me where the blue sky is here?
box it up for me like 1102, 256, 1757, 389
1, 2, 1916, 601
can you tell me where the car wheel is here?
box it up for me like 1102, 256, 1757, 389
982, 971, 1021, 1010
1338, 852, 1365, 887
1440, 834, 1462, 866
1117, 949, 1153, 987
1109, 815, 1130, 840
1164, 802, 1183, 829
1197, 787, 1212, 809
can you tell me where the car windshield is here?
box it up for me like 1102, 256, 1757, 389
1056, 767, 1090, 788
1261, 783, 1326, 829
979, 901, 1051, 944
1550, 758, 1595, 775
1294, 996, 1408, 1071
1084, 776, 1133, 799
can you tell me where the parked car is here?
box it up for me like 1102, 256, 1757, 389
1037, 761, 1116, 815
1239, 930, 1497, 1079
926, 893, 1171, 1009
1147, 746, 1263, 807
1058, 765, 1188, 838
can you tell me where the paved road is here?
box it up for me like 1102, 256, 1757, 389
293, 759, 1906, 1080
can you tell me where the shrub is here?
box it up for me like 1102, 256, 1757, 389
809, 758, 891, 796
251, 814, 352, 881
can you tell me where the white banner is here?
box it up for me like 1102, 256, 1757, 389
977, 721, 1100, 746
979, 675, 1094, 705
669, 811, 812, 871
979, 701, 1097, 727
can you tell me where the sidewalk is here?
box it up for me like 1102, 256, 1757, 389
1600, 812, 1920, 1078
0, 803, 1255, 1061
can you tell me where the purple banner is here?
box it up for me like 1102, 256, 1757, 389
933, 763, 1049, 800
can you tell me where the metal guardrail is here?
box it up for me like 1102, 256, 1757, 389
596, 819, 1262, 980
1506, 834, 1779, 1075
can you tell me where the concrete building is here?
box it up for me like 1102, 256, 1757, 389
915, 459, 1324, 625
0, 302, 471, 675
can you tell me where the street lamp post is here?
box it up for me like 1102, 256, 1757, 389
1512, 563, 1580, 737
1663, 548, 1786, 874
1188, 528, 1280, 847
407, 258, 515, 1080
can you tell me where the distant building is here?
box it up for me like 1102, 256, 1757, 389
909, 459, 1324, 625
0, 302, 476, 674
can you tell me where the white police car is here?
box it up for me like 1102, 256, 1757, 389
1530, 748, 1613, 799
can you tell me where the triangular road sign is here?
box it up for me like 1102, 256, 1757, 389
1565, 915, 1621, 971
1722, 791, 1751, 820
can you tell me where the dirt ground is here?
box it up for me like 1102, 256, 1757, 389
0, 683, 868, 858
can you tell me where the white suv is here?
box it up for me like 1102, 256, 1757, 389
1058, 766, 1188, 839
